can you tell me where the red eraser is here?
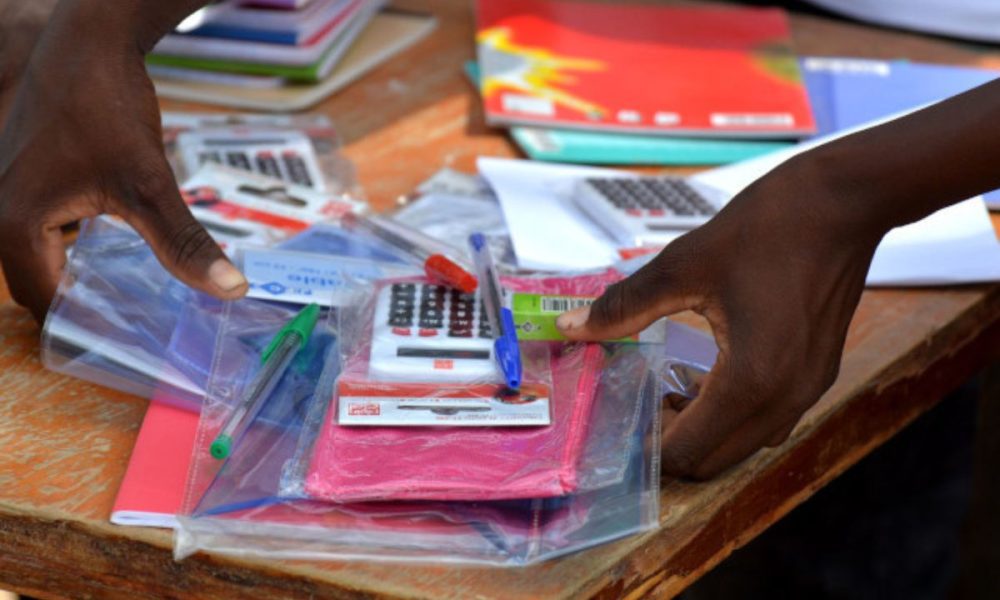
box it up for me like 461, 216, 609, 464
425, 254, 478, 293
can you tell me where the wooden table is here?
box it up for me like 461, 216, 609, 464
1, 2, 998, 598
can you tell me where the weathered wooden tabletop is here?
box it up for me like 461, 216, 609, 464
1, 1, 999, 598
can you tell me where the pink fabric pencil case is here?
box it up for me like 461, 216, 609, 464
304, 270, 621, 503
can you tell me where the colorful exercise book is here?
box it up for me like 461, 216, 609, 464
476, 0, 815, 138
187, 0, 356, 46
152, 9, 438, 111
110, 396, 199, 528
149, 0, 378, 82
462, 60, 793, 166
149, 0, 380, 82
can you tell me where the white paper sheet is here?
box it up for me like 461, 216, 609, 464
478, 157, 628, 271
691, 125, 1000, 286
867, 200, 1000, 285
481, 120, 1000, 285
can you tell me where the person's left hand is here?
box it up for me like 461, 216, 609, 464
556, 155, 883, 479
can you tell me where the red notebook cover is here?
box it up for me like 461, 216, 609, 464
476, 0, 815, 137
110, 396, 199, 528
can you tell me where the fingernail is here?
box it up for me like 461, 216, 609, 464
208, 258, 247, 293
556, 305, 590, 332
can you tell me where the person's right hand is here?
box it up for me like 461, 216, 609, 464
0, 2, 246, 323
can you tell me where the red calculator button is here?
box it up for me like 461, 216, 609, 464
649, 209, 665, 217
392, 327, 411, 336
418, 328, 438, 337
625, 208, 642, 217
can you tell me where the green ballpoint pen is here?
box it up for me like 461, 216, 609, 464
210, 303, 321, 460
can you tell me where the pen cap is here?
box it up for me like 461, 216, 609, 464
262, 303, 321, 363
469, 232, 487, 252
426, 254, 478, 294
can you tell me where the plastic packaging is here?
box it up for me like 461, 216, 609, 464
42, 131, 369, 401
173, 269, 719, 565
294, 275, 572, 502
392, 168, 517, 269
180, 163, 365, 249
340, 212, 479, 293
183, 297, 340, 517
162, 111, 356, 195
240, 246, 420, 308
42, 217, 210, 402
176, 339, 675, 565
40, 212, 339, 401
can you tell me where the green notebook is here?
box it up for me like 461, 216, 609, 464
148, 7, 370, 83
147, 53, 325, 82
510, 127, 791, 165
464, 61, 792, 166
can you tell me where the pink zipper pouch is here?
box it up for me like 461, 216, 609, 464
304, 270, 621, 503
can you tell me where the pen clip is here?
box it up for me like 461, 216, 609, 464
261, 303, 321, 364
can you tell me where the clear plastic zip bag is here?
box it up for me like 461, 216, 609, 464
162, 112, 358, 197
176, 339, 670, 566
182, 297, 340, 517
174, 270, 719, 565
42, 217, 211, 403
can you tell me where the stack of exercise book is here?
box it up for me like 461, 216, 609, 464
473, 0, 815, 165
148, 0, 437, 111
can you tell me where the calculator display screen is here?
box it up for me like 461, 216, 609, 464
397, 348, 492, 360
646, 223, 692, 231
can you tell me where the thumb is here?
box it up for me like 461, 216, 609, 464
557, 251, 698, 341
119, 159, 247, 299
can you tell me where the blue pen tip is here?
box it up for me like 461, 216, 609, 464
469, 233, 486, 251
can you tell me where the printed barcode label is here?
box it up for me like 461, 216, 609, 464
540, 296, 595, 313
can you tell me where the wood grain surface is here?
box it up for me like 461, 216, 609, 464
1, 1, 998, 598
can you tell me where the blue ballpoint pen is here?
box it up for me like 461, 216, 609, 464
468, 233, 522, 390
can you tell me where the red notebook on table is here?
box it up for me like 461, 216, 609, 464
476, 0, 815, 138
111, 396, 199, 528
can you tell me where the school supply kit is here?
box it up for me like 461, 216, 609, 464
43, 111, 717, 566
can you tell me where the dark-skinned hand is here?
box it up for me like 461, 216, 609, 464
558, 156, 882, 479
0, 0, 245, 323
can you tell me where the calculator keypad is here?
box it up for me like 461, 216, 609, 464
194, 148, 316, 187
282, 151, 314, 187
388, 283, 416, 327
255, 151, 282, 179
388, 283, 492, 339
180, 130, 325, 190
584, 177, 718, 218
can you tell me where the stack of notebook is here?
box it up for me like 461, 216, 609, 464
473, 0, 815, 165
148, 0, 437, 111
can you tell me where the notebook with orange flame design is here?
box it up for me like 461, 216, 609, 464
476, 0, 815, 138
